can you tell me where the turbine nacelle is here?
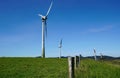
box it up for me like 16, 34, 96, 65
38, 14, 47, 20
42, 16, 47, 20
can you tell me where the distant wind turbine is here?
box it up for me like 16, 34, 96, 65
38, 1, 53, 58
100, 53, 103, 59
93, 48, 97, 61
58, 39, 62, 58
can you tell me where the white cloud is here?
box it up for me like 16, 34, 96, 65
81, 25, 114, 34
88, 26, 113, 33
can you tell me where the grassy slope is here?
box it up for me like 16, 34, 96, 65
0, 58, 119, 78
0, 58, 68, 78
76, 59, 120, 78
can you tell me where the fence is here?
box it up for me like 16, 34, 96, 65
68, 55, 81, 78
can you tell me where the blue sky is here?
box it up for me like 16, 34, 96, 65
0, 0, 120, 57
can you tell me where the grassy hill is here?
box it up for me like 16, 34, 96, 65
0, 57, 119, 78
0, 58, 68, 78
76, 59, 120, 78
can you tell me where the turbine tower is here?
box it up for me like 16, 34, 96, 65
100, 53, 103, 59
93, 48, 97, 61
58, 39, 62, 58
38, 1, 53, 58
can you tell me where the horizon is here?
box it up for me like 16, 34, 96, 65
0, 0, 120, 57
0, 54, 120, 58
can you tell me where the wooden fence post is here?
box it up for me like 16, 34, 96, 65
79, 54, 81, 65
75, 56, 79, 69
68, 57, 75, 78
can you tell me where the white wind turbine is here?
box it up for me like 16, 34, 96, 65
38, 1, 53, 58
100, 53, 103, 59
93, 48, 97, 61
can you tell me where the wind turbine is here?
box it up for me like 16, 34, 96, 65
93, 48, 97, 61
38, 1, 53, 58
58, 39, 62, 58
100, 53, 103, 59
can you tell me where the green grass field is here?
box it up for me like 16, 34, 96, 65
0, 58, 68, 78
0, 57, 120, 78
76, 59, 120, 78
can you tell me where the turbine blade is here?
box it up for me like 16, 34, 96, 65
94, 49, 96, 53
46, 1, 53, 16
60, 39, 62, 46
38, 14, 43, 17
60, 39, 62, 47
59, 39, 62, 48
